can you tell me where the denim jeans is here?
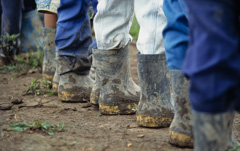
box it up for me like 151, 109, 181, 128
182, 0, 240, 113
162, 0, 189, 70
55, 0, 93, 58
94, 0, 166, 54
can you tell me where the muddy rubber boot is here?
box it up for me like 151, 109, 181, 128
42, 27, 57, 82
93, 45, 140, 115
136, 53, 174, 127
90, 57, 100, 106
52, 61, 59, 94
193, 110, 235, 151
168, 70, 193, 148
58, 56, 94, 102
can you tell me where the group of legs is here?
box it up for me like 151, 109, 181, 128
0, 0, 41, 65
37, 0, 240, 151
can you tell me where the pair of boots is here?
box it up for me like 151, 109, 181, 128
90, 45, 173, 123
42, 27, 93, 102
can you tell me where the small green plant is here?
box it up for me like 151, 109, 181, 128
8, 122, 65, 135
132, 104, 137, 112
0, 33, 19, 63
227, 146, 240, 151
24, 77, 54, 96
97, 113, 102, 117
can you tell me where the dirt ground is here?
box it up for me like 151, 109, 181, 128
0, 44, 239, 151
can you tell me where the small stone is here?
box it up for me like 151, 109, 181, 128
127, 143, 132, 147
137, 134, 145, 138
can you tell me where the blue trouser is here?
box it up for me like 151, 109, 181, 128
162, 0, 189, 70
55, 0, 94, 59
182, 0, 240, 113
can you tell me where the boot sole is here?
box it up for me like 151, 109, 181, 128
99, 104, 137, 115
169, 131, 193, 148
42, 73, 54, 82
58, 90, 89, 103
90, 93, 99, 106
136, 114, 173, 128
52, 82, 58, 94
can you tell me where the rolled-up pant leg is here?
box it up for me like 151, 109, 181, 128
162, 0, 189, 70
182, 0, 240, 113
94, 0, 134, 50
134, 0, 166, 54
55, 0, 92, 58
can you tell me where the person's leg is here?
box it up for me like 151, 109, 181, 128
93, 0, 140, 114
134, 0, 173, 128
36, 0, 59, 81
0, 0, 23, 65
183, 0, 240, 150
20, 0, 42, 53
162, 0, 193, 147
56, 0, 94, 102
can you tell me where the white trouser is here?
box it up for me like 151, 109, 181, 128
94, 0, 166, 54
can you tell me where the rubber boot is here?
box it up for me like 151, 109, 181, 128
136, 53, 174, 127
92, 45, 140, 115
90, 56, 100, 106
58, 56, 94, 102
168, 70, 193, 148
20, 9, 42, 53
42, 27, 57, 81
193, 110, 236, 151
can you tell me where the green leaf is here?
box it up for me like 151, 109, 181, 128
10, 122, 30, 128
97, 113, 102, 117
47, 131, 54, 136
8, 127, 23, 132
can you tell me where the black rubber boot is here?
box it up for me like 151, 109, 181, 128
136, 53, 174, 127
168, 70, 193, 148
92, 45, 140, 115
58, 56, 93, 102
42, 27, 57, 82
193, 110, 237, 151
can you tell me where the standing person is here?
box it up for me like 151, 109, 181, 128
163, 0, 239, 149
55, 0, 97, 102
92, 0, 174, 126
181, 0, 240, 151
35, 0, 59, 81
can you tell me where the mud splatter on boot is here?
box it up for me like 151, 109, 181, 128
58, 56, 93, 102
168, 70, 193, 148
193, 110, 235, 151
42, 27, 57, 81
52, 60, 59, 94
226, 113, 239, 148
136, 53, 173, 127
90, 57, 100, 106
92, 45, 140, 115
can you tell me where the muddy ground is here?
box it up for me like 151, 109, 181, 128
0, 44, 239, 151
